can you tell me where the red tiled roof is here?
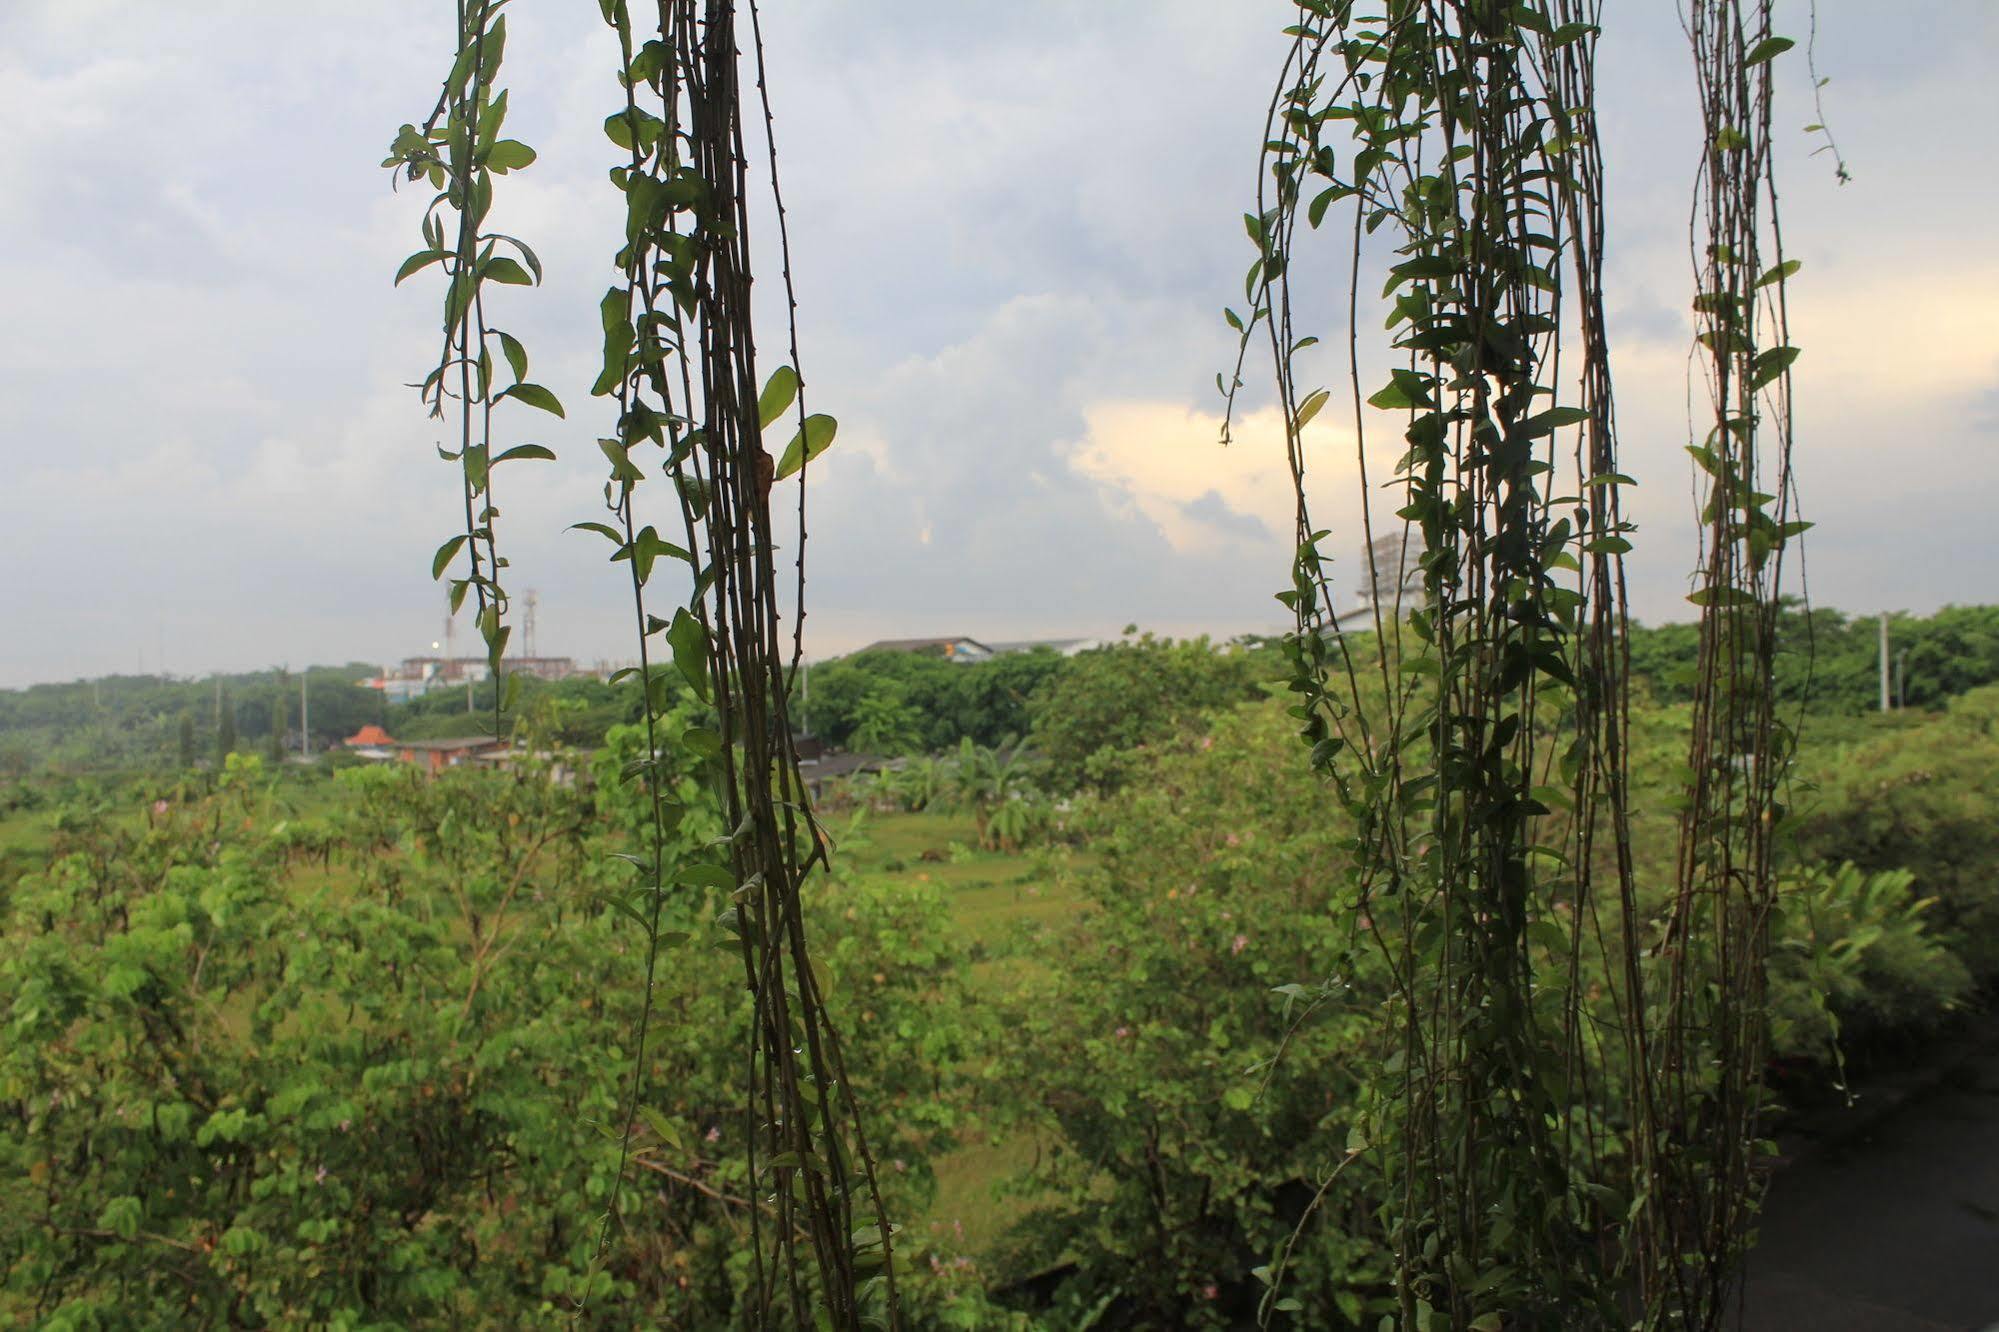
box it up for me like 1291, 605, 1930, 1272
345, 724, 395, 746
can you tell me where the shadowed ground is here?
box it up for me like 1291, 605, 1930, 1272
1737, 1028, 1999, 1330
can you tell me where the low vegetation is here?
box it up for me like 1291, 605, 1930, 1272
3, 627, 1994, 1325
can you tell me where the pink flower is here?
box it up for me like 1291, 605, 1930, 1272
1113, 1026, 1131, 1039
152, 799, 170, 816
338, 1119, 352, 1133
1202, 1284, 1219, 1301
705, 1126, 721, 1143
1231, 934, 1248, 956
1224, 832, 1240, 847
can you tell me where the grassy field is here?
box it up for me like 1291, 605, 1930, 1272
832, 809, 1088, 1260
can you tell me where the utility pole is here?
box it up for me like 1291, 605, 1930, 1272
300, 670, 311, 759
1878, 613, 1891, 713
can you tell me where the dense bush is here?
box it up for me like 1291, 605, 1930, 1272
0, 756, 993, 1328
1025, 634, 1271, 792
803, 648, 1067, 756
996, 694, 1982, 1326
2, 661, 1992, 1325
1001, 706, 1388, 1327
1788, 683, 1999, 978
1767, 863, 1973, 1060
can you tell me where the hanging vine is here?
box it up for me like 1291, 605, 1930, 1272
1642, 0, 1809, 1320
580, 0, 892, 1325
1230, 0, 1812, 1325
383, 0, 563, 716
370, 0, 1821, 1323
389, 1, 890, 1325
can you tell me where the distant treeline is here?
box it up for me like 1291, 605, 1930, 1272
2, 604, 1994, 775
1626, 603, 1999, 714
801, 604, 1999, 767
0, 667, 640, 776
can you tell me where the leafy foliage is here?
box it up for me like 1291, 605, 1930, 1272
1790, 685, 1999, 978
1003, 706, 1385, 1327
0, 759, 985, 1328
1024, 634, 1267, 792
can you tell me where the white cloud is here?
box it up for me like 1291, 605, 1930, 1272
1064, 400, 1331, 556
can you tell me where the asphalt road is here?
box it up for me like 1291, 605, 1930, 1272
1736, 1036, 1999, 1330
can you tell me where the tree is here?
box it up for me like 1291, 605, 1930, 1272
266, 684, 286, 762
215, 690, 237, 765
1026, 633, 1265, 790
177, 713, 196, 769
849, 679, 924, 756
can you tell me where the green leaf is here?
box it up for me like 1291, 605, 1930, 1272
484, 138, 537, 172
620, 525, 690, 583
1366, 369, 1432, 411
571, 521, 625, 547
394, 250, 447, 285
1744, 35, 1795, 67
666, 607, 711, 701
489, 232, 542, 283
680, 863, 734, 891
592, 286, 633, 397
1687, 583, 1760, 609
597, 436, 644, 486
495, 330, 528, 383
491, 443, 555, 465
500, 382, 565, 417
482, 256, 534, 286
431, 534, 468, 580
636, 1105, 683, 1150
1751, 345, 1800, 390
1308, 185, 1352, 229
97, 1196, 143, 1242
772, 413, 838, 481
757, 365, 800, 430
1518, 406, 1591, 438
604, 107, 664, 153
1294, 388, 1330, 431
1755, 258, 1802, 288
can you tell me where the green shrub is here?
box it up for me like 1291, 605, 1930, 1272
1767, 863, 1972, 1060
1001, 705, 1387, 1327
0, 762, 982, 1327
1789, 684, 1999, 977
1026, 634, 1269, 792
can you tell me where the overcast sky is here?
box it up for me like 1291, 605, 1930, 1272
2, 2, 1993, 687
